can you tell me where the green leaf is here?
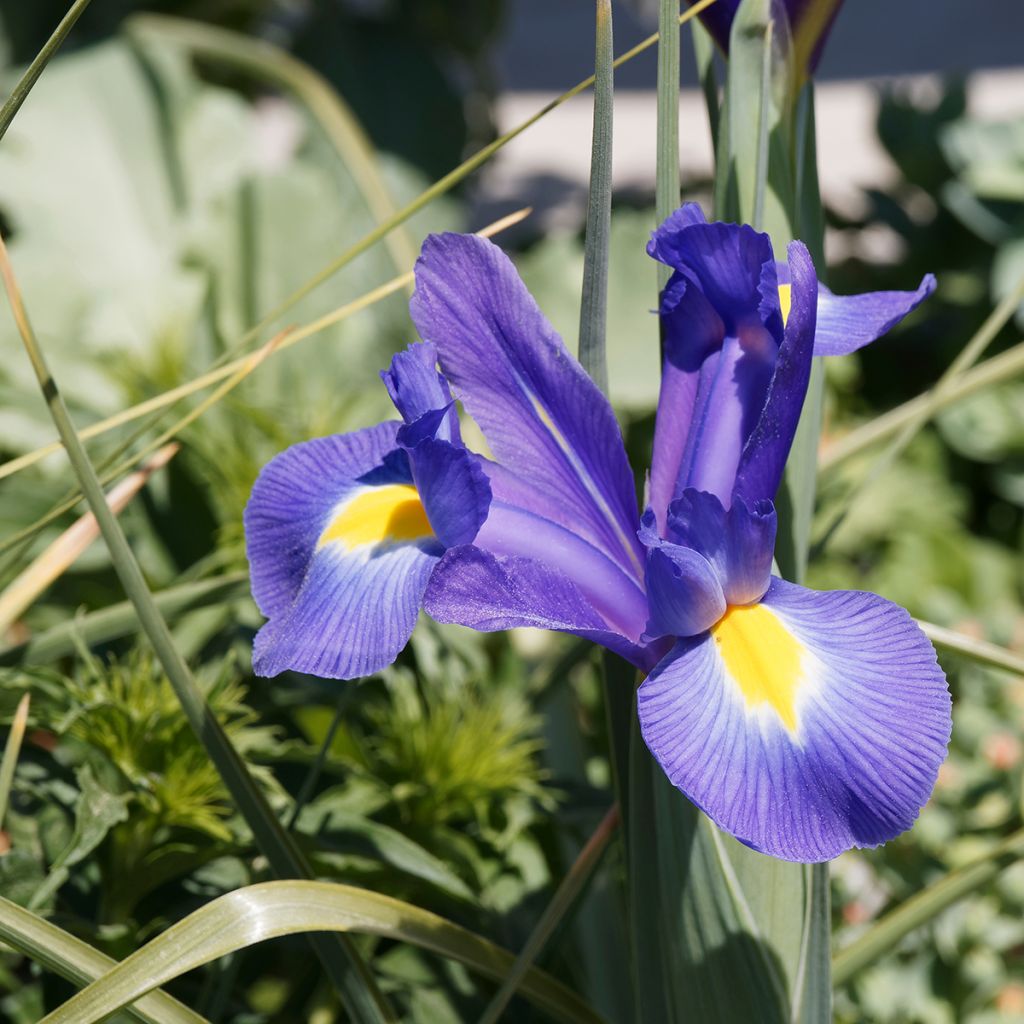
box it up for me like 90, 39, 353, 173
297, 801, 475, 902
0, 692, 29, 826
655, 0, 681, 289
0, 894, 208, 1024
29, 764, 130, 911
37, 881, 607, 1024
577, 0, 614, 395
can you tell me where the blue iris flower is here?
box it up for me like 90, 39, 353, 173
245, 203, 949, 862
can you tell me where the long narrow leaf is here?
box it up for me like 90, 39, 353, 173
577, 0, 614, 394
477, 805, 619, 1024
0, 0, 93, 140
38, 881, 607, 1024
0, 232, 394, 1024
0, 895, 207, 1024
833, 828, 1024, 986
0, 693, 29, 827
918, 620, 1024, 678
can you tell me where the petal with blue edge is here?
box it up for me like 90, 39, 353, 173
637, 578, 950, 861
245, 425, 441, 680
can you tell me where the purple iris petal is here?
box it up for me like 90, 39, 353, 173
639, 511, 726, 640
423, 546, 649, 667
732, 240, 818, 506
382, 341, 460, 442
637, 578, 950, 862
245, 422, 407, 620
666, 489, 776, 606
245, 424, 442, 680
410, 233, 644, 583
812, 275, 937, 356
648, 207, 801, 511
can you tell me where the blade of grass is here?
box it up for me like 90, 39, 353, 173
0, 207, 531, 486
820, 276, 1024, 475
833, 828, 1024, 986
477, 804, 620, 1024
0, 693, 30, 828
0, 572, 249, 667
655, 0, 680, 289
577, 0, 614, 394
126, 13, 418, 283
0, 895, 209, 1024
0, 230, 394, 1023
918, 620, 1024, 678
0, 0, 93, 141
814, 274, 1024, 552
0, 444, 178, 635
38, 881, 607, 1024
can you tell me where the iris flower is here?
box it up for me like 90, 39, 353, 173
245, 203, 948, 862
688, 0, 845, 74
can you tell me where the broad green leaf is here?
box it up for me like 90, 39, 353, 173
38, 880, 607, 1024
0, 894, 207, 1024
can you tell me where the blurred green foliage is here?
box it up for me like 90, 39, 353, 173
0, 10, 1022, 1022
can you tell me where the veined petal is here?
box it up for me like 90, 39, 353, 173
637, 578, 950, 862
812, 276, 936, 356
410, 233, 644, 581
382, 341, 460, 442
423, 546, 649, 667
245, 422, 407, 619
733, 240, 818, 506
245, 424, 442, 680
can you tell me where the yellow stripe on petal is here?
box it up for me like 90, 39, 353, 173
319, 485, 432, 551
712, 603, 805, 732
777, 283, 792, 327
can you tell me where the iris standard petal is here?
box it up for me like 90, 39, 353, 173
732, 240, 818, 506
245, 424, 443, 680
382, 341, 460, 442
812, 275, 937, 356
423, 546, 649, 667
666, 490, 777, 606
637, 578, 950, 861
410, 233, 644, 580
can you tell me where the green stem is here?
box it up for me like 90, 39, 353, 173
655, 0, 681, 289
918, 620, 1024, 677
476, 804, 620, 1024
833, 828, 1024, 986
0, 238, 394, 1023
0, 0, 94, 142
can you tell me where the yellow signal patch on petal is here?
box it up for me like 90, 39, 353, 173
712, 602, 805, 732
319, 485, 432, 551
777, 283, 792, 327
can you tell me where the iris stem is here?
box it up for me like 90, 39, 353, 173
655, 0, 681, 290
476, 804, 620, 1024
